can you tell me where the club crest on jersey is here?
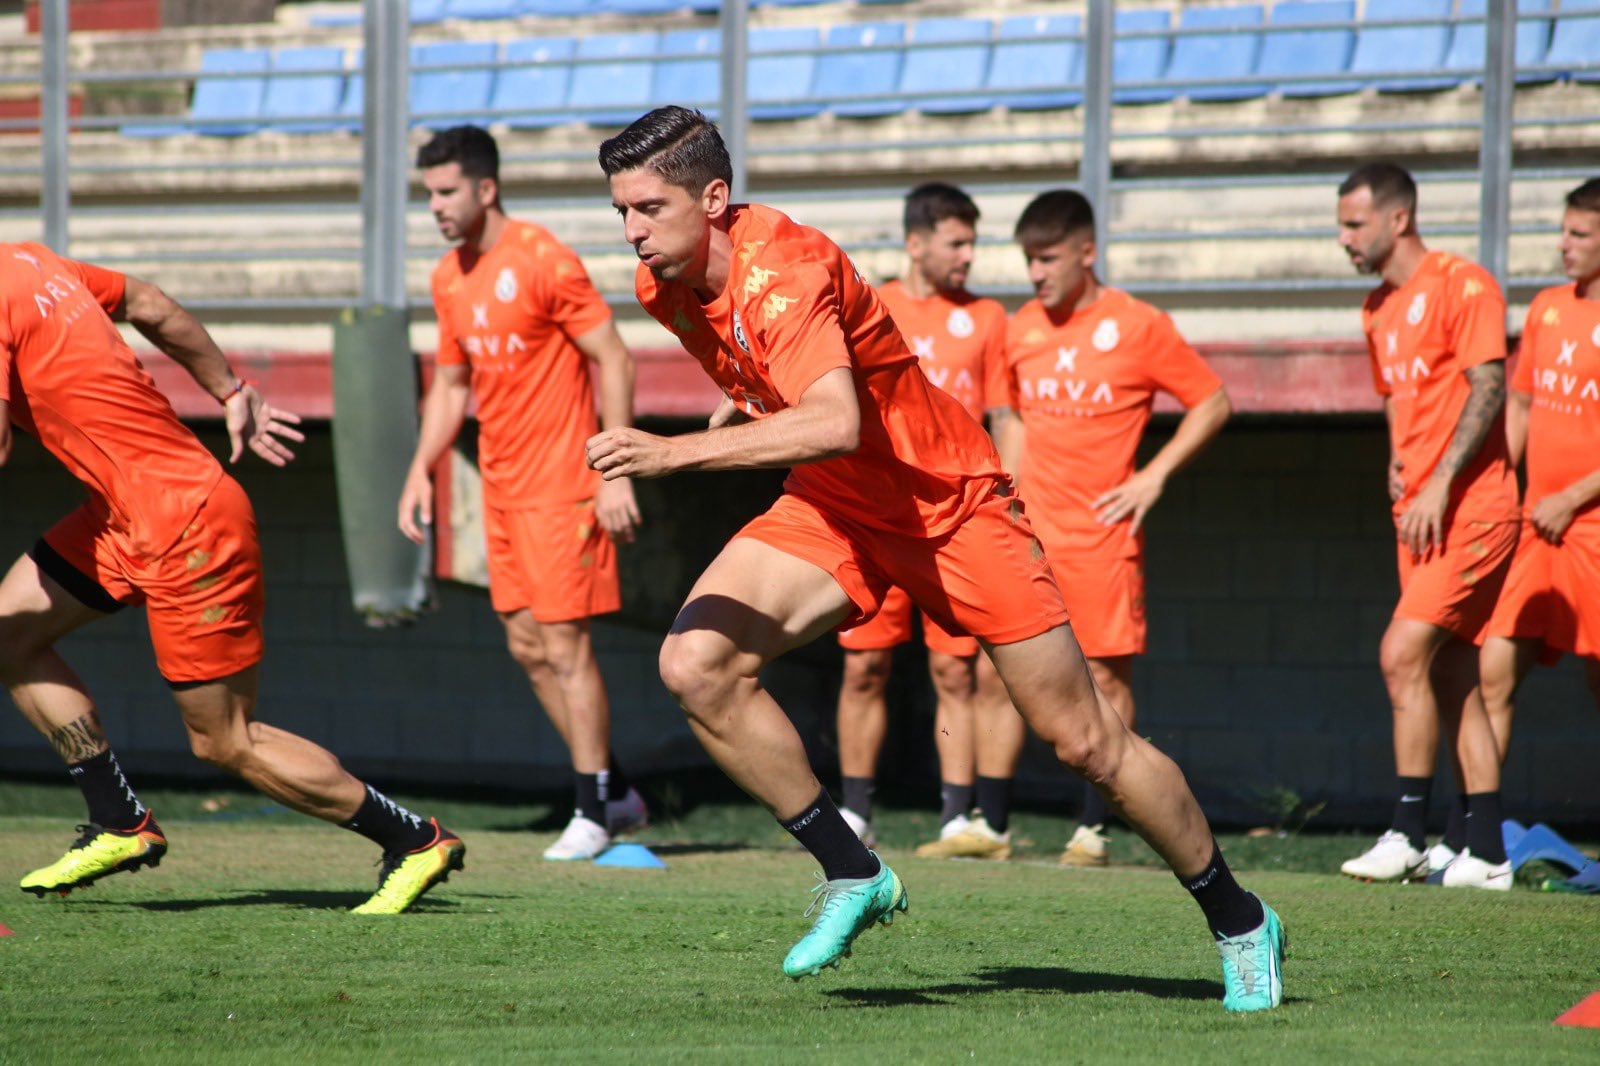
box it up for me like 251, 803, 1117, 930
1406, 292, 1427, 325
732, 309, 751, 353
947, 308, 974, 339
1092, 318, 1120, 352
494, 267, 518, 303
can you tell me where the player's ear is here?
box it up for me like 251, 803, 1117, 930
701, 177, 730, 221
1080, 238, 1098, 271
478, 176, 499, 209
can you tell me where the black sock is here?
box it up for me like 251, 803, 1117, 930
606, 754, 631, 797
575, 773, 604, 824
68, 749, 147, 831
341, 784, 435, 853
1443, 793, 1467, 852
1390, 775, 1432, 850
939, 781, 974, 826
976, 775, 1013, 834
781, 788, 879, 881
1178, 842, 1265, 940
1465, 791, 1507, 863
1079, 777, 1109, 829
841, 776, 875, 822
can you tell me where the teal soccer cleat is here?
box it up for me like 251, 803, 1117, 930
1215, 896, 1286, 1012
782, 855, 908, 979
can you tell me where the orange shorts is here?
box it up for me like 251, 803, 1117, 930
1035, 536, 1146, 659
33, 475, 264, 684
836, 585, 980, 657
484, 497, 620, 622
737, 483, 1068, 647
1485, 518, 1600, 662
1394, 517, 1518, 644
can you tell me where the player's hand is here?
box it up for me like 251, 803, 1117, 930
397, 466, 434, 544
586, 427, 678, 481
1093, 468, 1165, 536
595, 475, 642, 544
1398, 475, 1450, 557
1530, 490, 1578, 544
225, 384, 304, 467
1388, 455, 1406, 502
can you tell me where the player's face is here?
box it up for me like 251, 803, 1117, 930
907, 217, 977, 294
610, 167, 720, 286
1559, 206, 1600, 285
422, 163, 493, 244
1336, 186, 1401, 276
1022, 234, 1095, 311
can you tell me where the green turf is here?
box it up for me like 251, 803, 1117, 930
1, 784, 1596, 1064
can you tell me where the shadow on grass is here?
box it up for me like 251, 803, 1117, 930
81, 888, 490, 913
825, 966, 1223, 1007
642, 842, 754, 857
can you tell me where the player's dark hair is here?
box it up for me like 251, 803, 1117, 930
1339, 162, 1418, 217
1567, 177, 1600, 215
416, 125, 500, 182
904, 182, 980, 238
598, 106, 733, 195
1014, 189, 1095, 248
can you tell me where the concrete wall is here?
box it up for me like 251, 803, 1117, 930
2, 419, 1597, 829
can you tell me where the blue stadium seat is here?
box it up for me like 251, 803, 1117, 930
447, 0, 521, 17
1351, 0, 1453, 92
989, 14, 1082, 111
653, 28, 720, 114
1546, 0, 1600, 83
1113, 8, 1174, 104
262, 46, 347, 134
1166, 3, 1266, 102
813, 21, 905, 118
597, 0, 691, 13
190, 47, 270, 136
570, 31, 660, 127
411, 40, 497, 128
1257, 0, 1357, 98
491, 37, 576, 128
748, 26, 822, 121
520, 0, 598, 14
411, 0, 449, 23
756, 0, 830, 7
1444, 0, 1553, 84
900, 17, 993, 115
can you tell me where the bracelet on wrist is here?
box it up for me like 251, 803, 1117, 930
218, 378, 249, 405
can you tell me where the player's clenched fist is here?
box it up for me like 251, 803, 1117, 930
586, 427, 677, 480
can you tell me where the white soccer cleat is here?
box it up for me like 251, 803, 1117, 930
543, 814, 611, 861
1439, 848, 1513, 891
1423, 841, 1458, 876
839, 806, 877, 849
1340, 829, 1427, 882
936, 813, 972, 841
605, 788, 650, 836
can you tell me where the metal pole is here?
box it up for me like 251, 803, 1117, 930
1477, 0, 1515, 291
1082, 0, 1114, 278
361, 0, 409, 310
718, 0, 749, 202
41, 0, 70, 253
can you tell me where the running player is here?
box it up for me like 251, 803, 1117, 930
830, 181, 1018, 855
0, 244, 464, 914
1481, 178, 1600, 744
397, 126, 648, 861
996, 189, 1232, 868
1335, 162, 1518, 890
588, 107, 1284, 1012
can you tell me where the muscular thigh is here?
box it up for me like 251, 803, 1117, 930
0, 550, 107, 654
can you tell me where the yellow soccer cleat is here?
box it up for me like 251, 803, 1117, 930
351, 819, 466, 915
20, 812, 168, 897
913, 813, 1012, 861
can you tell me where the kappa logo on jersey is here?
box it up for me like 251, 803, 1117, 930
494, 268, 517, 303
1462, 278, 1484, 299
947, 307, 974, 339
1055, 347, 1077, 373
1543, 304, 1562, 326
743, 264, 777, 298
1406, 292, 1427, 325
910, 335, 937, 360
732, 309, 751, 353
737, 241, 763, 266
1023, 327, 1046, 346
1092, 318, 1120, 352
671, 309, 695, 335
762, 291, 796, 323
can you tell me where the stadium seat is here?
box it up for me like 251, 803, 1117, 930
900, 17, 994, 116
1350, 0, 1453, 92
1113, 7, 1174, 104
520, 0, 598, 15
491, 36, 577, 128
570, 31, 660, 127
1444, 0, 1553, 83
447, 0, 521, 17
262, 46, 348, 134
189, 47, 271, 136
1257, 0, 1358, 98
748, 26, 822, 121
1546, 0, 1600, 83
411, 40, 497, 129
411, 0, 449, 23
813, 21, 906, 118
653, 28, 721, 115
597, 0, 691, 13
989, 13, 1083, 111
1165, 3, 1267, 102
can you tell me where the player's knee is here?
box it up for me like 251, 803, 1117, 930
658, 631, 738, 712
927, 657, 973, 701
1050, 724, 1121, 787
505, 628, 549, 675
0, 613, 50, 679
1378, 630, 1429, 692
841, 652, 891, 696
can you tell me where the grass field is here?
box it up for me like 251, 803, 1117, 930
1, 781, 1596, 1064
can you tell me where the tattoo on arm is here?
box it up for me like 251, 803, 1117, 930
48, 711, 108, 763
1434, 362, 1505, 484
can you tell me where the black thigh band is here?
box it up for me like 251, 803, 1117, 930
27, 538, 127, 614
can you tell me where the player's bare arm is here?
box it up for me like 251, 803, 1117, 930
1399, 361, 1505, 555
1095, 386, 1231, 535
0, 397, 10, 466
587, 366, 860, 479
398, 361, 471, 544
573, 318, 643, 544
987, 405, 1024, 481
1383, 397, 1406, 501
1505, 387, 1531, 469
119, 275, 305, 467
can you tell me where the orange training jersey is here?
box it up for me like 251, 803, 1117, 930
1363, 250, 1517, 524
875, 279, 1008, 424
1513, 283, 1600, 528
432, 218, 613, 509
1005, 287, 1221, 555
0, 243, 223, 557
636, 203, 1004, 537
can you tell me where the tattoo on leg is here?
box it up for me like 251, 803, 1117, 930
48, 711, 108, 763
